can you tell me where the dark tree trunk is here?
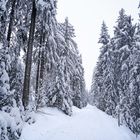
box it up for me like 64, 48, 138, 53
22, 0, 36, 109
7, 0, 16, 47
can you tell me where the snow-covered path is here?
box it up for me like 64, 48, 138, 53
20, 105, 139, 140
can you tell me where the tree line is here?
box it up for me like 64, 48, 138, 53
90, 7, 140, 136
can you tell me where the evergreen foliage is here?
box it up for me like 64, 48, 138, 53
90, 8, 140, 135
0, 0, 86, 139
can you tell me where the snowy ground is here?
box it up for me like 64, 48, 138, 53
20, 105, 139, 140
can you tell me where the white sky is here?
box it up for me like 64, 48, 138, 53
56, 0, 139, 90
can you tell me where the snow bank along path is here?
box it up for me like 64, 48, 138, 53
20, 105, 139, 140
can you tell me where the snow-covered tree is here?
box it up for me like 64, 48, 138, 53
0, 1, 23, 139
112, 10, 136, 124
90, 21, 110, 111
98, 21, 110, 45
90, 8, 140, 135
43, 17, 86, 114
61, 18, 87, 108
33, 0, 58, 108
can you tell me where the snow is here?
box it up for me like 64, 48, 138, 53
0, 106, 23, 139
0, 0, 6, 11
38, 0, 47, 7
20, 105, 139, 140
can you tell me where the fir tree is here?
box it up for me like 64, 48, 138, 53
90, 21, 110, 111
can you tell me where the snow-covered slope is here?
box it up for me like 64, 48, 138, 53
20, 105, 139, 140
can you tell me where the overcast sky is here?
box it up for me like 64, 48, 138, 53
57, 0, 139, 90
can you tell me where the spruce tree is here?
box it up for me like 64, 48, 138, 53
113, 10, 136, 124
90, 21, 110, 111
62, 18, 87, 108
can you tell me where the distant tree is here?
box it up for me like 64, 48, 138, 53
98, 21, 110, 45
62, 18, 87, 108
90, 21, 110, 111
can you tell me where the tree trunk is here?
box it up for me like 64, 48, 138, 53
7, 0, 16, 47
22, 0, 36, 109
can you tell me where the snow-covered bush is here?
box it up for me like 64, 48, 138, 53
0, 103, 23, 140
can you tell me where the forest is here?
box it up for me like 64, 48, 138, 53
0, 0, 87, 139
90, 7, 140, 136
0, 0, 140, 140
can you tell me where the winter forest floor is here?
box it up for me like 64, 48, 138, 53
20, 105, 139, 140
